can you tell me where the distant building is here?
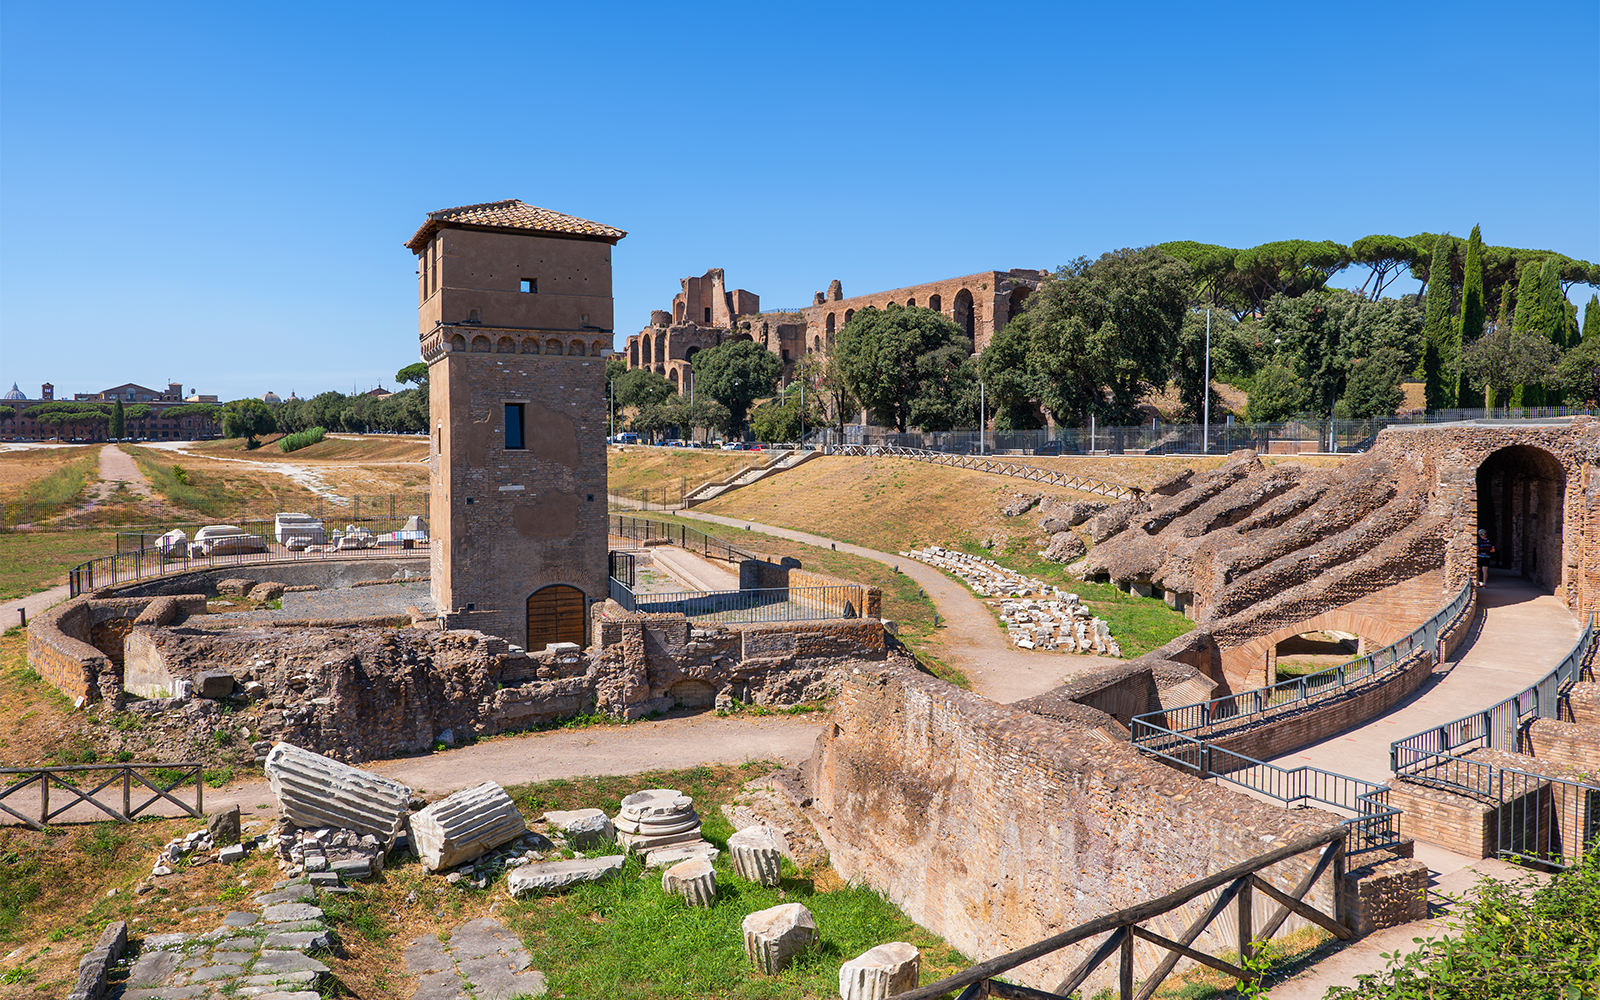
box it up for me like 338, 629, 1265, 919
0, 380, 221, 441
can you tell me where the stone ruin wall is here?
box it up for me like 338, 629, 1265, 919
30, 578, 891, 761
1080, 419, 1600, 692
799, 660, 1349, 993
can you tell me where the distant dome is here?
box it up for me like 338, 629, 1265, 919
286, 391, 299, 401
261, 391, 281, 403
2, 382, 24, 401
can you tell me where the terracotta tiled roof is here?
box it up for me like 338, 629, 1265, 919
405, 199, 626, 250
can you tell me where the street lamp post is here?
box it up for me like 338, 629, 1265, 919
979, 377, 986, 456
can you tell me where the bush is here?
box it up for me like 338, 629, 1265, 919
278, 426, 326, 453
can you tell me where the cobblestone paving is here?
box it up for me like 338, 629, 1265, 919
404, 917, 547, 1000
206, 580, 434, 624
120, 878, 336, 1000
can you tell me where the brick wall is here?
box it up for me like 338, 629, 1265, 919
803, 660, 1344, 994
1388, 781, 1496, 858
27, 593, 207, 707
1525, 719, 1600, 782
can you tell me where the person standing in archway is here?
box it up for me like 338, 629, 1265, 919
1476, 528, 1495, 587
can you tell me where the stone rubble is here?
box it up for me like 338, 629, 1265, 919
505, 856, 626, 897
410, 780, 528, 872
404, 917, 545, 1000
265, 741, 412, 846
660, 857, 717, 907
742, 902, 817, 975
727, 826, 783, 887
840, 941, 921, 1000
900, 545, 1055, 598
542, 807, 614, 849
612, 788, 702, 852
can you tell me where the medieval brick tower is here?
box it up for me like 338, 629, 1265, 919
406, 200, 626, 650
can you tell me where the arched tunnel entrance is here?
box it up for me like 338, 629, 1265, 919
1476, 444, 1565, 592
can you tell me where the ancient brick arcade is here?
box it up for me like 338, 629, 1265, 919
624, 267, 1048, 393
407, 200, 626, 651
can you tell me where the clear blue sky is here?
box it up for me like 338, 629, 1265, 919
3, 2, 1596, 401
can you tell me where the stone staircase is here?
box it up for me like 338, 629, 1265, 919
682, 449, 819, 506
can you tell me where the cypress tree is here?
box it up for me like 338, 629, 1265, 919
1487, 289, 1513, 410
1538, 257, 1565, 348
1583, 294, 1599, 345
1456, 225, 1486, 408
1421, 233, 1455, 411
110, 398, 125, 440
1510, 261, 1544, 407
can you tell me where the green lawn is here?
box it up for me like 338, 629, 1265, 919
0, 529, 117, 600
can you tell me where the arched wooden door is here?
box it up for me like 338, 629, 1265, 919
527, 585, 586, 651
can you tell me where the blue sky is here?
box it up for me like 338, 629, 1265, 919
2, 1, 1596, 401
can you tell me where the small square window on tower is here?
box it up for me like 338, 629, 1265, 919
520, 278, 537, 293
505, 403, 525, 449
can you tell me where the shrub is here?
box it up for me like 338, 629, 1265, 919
278, 426, 326, 453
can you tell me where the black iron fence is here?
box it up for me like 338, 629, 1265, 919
608, 514, 759, 564
802, 408, 1598, 457
3, 491, 428, 530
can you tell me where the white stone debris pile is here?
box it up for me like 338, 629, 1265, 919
900, 545, 1054, 598
999, 595, 1121, 656
410, 781, 528, 872
268, 823, 388, 880
840, 942, 921, 1000
439, 831, 556, 891
542, 807, 614, 849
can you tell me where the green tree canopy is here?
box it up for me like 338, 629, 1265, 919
1421, 233, 1457, 410
110, 398, 125, 439
396, 362, 429, 387
1338, 347, 1408, 418
1457, 225, 1487, 408
1464, 315, 1565, 407
991, 248, 1190, 425
615, 368, 675, 410
835, 304, 970, 432
975, 324, 1045, 430
792, 351, 857, 438
691, 339, 781, 432
1244, 361, 1307, 422
221, 398, 277, 447
1350, 234, 1428, 300
1229, 240, 1353, 316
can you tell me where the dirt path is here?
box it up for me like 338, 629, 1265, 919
677, 510, 1122, 703
91, 444, 154, 502
1, 713, 822, 827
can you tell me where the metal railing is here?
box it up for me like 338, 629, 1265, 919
0, 762, 203, 830
891, 829, 1351, 1000
632, 585, 865, 624
608, 514, 759, 564
1391, 614, 1595, 770
5, 492, 428, 530
822, 444, 1138, 501
68, 528, 426, 597
1389, 614, 1598, 868
1135, 581, 1472, 744
1132, 728, 1402, 858
802, 409, 1597, 457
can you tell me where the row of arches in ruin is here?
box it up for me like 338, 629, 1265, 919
449, 333, 609, 357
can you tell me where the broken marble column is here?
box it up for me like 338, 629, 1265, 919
265, 742, 411, 847
613, 789, 701, 852
411, 781, 528, 872
542, 808, 614, 849
742, 902, 817, 975
660, 857, 717, 907
728, 826, 783, 887
505, 856, 625, 897
839, 942, 920, 1000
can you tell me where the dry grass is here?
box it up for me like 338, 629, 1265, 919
0, 446, 98, 494
609, 446, 760, 495
187, 434, 428, 463
0, 531, 118, 601
1017, 453, 1349, 491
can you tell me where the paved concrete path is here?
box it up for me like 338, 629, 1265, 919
0, 582, 70, 631
1265, 572, 1580, 786
677, 510, 1122, 704
648, 545, 741, 592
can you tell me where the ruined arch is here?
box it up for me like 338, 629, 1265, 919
569, 340, 586, 356
844, 308, 854, 325
496, 336, 516, 353
953, 289, 975, 342
1476, 444, 1566, 592
825, 313, 836, 336
929, 293, 942, 313
907, 298, 916, 308
592, 340, 608, 356
1226, 610, 1409, 691
1007, 286, 1031, 324
450, 333, 466, 352
670, 369, 681, 392
813, 336, 821, 351
545, 338, 563, 356
521, 337, 539, 354
526, 584, 585, 652
629, 339, 640, 366
470, 335, 491, 352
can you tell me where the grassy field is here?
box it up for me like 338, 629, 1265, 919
609, 446, 759, 496
187, 434, 428, 463
0, 762, 970, 1000
0, 446, 100, 525
122, 445, 321, 518
0, 531, 118, 601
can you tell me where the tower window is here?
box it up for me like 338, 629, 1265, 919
520, 278, 537, 293
704, 307, 712, 323
505, 404, 525, 449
